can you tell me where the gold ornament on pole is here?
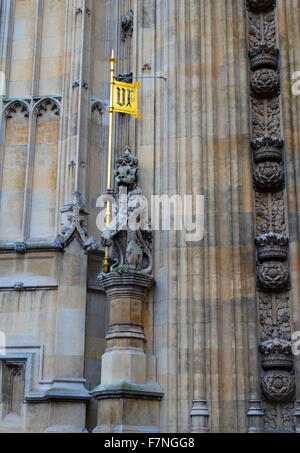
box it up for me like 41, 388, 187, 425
103, 50, 117, 273
102, 50, 141, 273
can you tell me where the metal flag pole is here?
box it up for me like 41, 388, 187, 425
103, 49, 117, 273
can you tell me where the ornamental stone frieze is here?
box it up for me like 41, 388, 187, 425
247, 0, 295, 430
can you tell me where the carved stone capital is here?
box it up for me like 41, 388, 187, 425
261, 370, 295, 402
251, 69, 280, 99
255, 232, 289, 262
257, 261, 289, 292
99, 272, 155, 299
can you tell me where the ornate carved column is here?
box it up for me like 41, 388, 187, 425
246, 0, 296, 432
92, 147, 163, 433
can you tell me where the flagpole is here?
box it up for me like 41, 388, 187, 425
103, 49, 117, 273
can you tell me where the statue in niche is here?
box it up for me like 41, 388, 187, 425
101, 146, 152, 275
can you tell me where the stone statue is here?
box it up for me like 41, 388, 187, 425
101, 146, 152, 275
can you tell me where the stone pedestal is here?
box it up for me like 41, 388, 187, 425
92, 272, 163, 433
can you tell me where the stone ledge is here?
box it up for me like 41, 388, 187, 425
91, 380, 164, 401
26, 378, 91, 403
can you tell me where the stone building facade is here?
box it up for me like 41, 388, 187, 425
0, 0, 300, 433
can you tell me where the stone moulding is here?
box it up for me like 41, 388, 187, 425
26, 379, 91, 403
99, 271, 155, 293
0, 240, 66, 254
92, 381, 164, 401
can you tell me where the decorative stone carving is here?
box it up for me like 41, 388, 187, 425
249, 42, 279, 71
252, 135, 283, 163
101, 146, 153, 275
36, 98, 60, 117
247, 0, 295, 431
260, 338, 293, 369
121, 9, 134, 42
251, 69, 280, 98
4, 101, 29, 119
257, 261, 289, 292
247, 0, 276, 13
15, 242, 27, 254
59, 191, 100, 252
262, 371, 295, 402
14, 282, 25, 292
255, 233, 289, 262
253, 161, 284, 192
1, 361, 25, 419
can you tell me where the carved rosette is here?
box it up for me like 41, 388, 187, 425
253, 161, 284, 192
247, 0, 276, 13
261, 371, 295, 402
251, 69, 280, 98
257, 261, 289, 292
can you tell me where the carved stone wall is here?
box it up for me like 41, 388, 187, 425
246, 0, 295, 432
0, 0, 300, 433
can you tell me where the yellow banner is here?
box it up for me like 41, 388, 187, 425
111, 80, 141, 118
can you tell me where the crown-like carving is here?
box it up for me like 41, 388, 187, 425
255, 233, 289, 262
247, 0, 276, 13
249, 43, 279, 71
260, 338, 293, 370
251, 134, 284, 163
114, 146, 139, 190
